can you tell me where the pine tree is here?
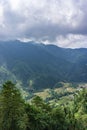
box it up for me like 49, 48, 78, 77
0, 81, 27, 130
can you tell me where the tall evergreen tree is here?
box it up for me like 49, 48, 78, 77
0, 81, 27, 130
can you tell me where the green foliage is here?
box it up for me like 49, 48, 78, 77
26, 88, 87, 130
1, 41, 87, 89
26, 104, 49, 130
50, 107, 67, 130
0, 81, 28, 130
73, 88, 87, 129
0, 81, 86, 130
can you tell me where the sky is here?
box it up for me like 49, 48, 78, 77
0, 0, 87, 48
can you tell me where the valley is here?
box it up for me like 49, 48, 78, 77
0, 40, 87, 90
0, 41, 87, 130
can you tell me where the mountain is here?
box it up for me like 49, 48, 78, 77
0, 40, 87, 90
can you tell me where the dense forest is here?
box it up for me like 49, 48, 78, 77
0, 81, 87, 130
1, 41, 87, 90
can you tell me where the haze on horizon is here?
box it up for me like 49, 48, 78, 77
0, 0, 87, 48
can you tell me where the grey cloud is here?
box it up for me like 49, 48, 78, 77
0, 0, 87, 48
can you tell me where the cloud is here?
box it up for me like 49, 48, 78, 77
55, 34, 87, 48
0, 0, 87, 48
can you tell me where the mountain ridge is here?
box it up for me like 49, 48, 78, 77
0, 40, 87, 90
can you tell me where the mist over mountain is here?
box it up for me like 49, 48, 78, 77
0, 40, 87, 90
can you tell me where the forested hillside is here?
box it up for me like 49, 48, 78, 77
0, 81, 87, 130
0, 41, 87, 90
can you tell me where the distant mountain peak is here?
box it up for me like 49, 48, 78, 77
0, 40, 87, 89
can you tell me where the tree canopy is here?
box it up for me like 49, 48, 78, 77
0, 81, 27, 130
0, 81, 86, 130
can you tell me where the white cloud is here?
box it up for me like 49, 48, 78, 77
0, 0, 87, 48
56, 34, 87, 48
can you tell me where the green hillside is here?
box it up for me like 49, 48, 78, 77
0, 40, 87, 90
0, 81, 86, 130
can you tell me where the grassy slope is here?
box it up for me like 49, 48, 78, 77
30, 82, 87, 105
